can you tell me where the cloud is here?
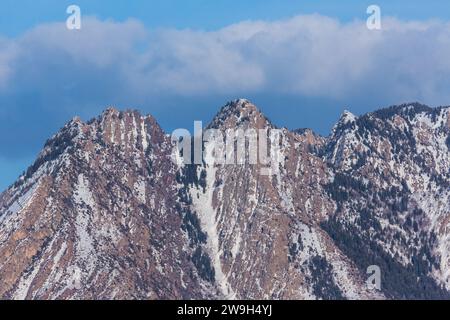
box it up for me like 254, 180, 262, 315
0, 36, 17, 90
1, 14, 450, 160
3, 15, 450, 101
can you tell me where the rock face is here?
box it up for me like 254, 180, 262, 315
0, 99, 448, 299
322, 103, 450, 299
0, 109, 214, 299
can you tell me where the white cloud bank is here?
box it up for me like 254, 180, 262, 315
1, 14, 450, 108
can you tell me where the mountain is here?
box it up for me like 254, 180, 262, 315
0, 109, 214, 299
0, 99, 448, 299
322, 103, 450, 299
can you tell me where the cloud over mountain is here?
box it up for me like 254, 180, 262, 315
3, 15, 450, 99
1, 14, 450, 161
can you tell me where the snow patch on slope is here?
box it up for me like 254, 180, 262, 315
73, 174, 97, 280
190, 143, 236, 299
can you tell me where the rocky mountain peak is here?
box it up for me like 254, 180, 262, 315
329, 110, 358, 137
207, 98, 274, 130
340, 110, 357, 123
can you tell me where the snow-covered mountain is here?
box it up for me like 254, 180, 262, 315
0, 99, 448, 299
322, 103, 450, 299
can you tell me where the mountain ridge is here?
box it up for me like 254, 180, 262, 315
0, 99, 448, 299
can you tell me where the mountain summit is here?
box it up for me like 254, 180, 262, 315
208, 98, 274, 130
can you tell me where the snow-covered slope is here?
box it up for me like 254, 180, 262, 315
0, 109, 213, 299
323, 103, 450, 298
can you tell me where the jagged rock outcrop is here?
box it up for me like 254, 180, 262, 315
0, 108, 214, 299
322, 103, 450, 299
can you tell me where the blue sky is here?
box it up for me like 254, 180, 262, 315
2, 0, 450, 36
1, 0, 450, 190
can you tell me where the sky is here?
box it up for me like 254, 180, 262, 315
1, 0, 450, 190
